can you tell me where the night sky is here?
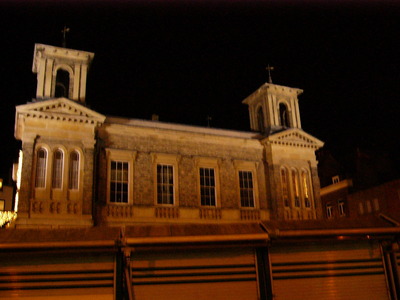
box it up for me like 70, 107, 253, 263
1, 1, 400, 181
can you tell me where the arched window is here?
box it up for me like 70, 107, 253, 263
35, 148, 47, 188
280, 168, 290, 207
257, 106, 265, 133
279, 103, 290, 127
68, 151, 80, 190
291, 169, 300, 207
302, 170, 312, 208
55, 69, 70, 98
52, 149, 64, 189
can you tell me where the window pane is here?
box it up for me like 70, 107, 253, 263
157, 164, 174, 205
280, 168, 289, 207
292, 170, 300, 207
68, 151, 79, 190
110, 161, 129, 203
200, 168, 216, 206
35, 149, 47, 188
239, 171, 254, 208
52, 150, 63, 189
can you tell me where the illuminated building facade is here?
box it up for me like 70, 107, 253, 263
14, 44, 323, 229
2, 44, 400, 299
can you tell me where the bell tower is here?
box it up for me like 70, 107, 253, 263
242, 82, 303, 135
243, 78, 324, 221
32, 44, 94, 103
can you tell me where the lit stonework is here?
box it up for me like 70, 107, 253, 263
32, 44, 94, 103
14, 43, 324, 228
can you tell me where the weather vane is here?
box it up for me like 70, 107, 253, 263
61, 25, 70, 48
266, 64, 274, 83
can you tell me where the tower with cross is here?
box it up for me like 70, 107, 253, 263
242, 66, 303, 135
32, 30, 94, 103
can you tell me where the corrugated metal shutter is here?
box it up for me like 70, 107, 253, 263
131, 247, 259, 300
270, 240, 389, 300
0, 252, 115, 299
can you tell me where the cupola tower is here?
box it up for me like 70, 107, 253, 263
243, 82, 302, 135
32, 44, 94, 103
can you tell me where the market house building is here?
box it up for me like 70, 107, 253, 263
1, 43, 400, 299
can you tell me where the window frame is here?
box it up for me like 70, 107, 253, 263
301, 169, 313, 209
280, 167, 290, 208
152, 153, 179, 206
291, 168, 301, 208
68, 150, 80, 190
326, 203, 333, 219
51, 148, 64, 189
338, 199, 346, 216
199, 167, 217, 207
239, 170, 255, 208
195, 158, 221, 208
234, 160, 259, 209
106, 149, 135, 205
35, 147, 48, 189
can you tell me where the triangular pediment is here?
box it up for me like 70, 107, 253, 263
16, 98, 106, 123
264, 128, 324, 149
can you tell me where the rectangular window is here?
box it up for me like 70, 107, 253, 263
239, 171, 254, 208
110, 161, 129, 203
326, 203, 333, 219
157, 164, 174, 205
0, 199, 4, 211
200, 167, 216, 206
338, 200, 345, 216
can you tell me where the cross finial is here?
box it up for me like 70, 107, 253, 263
206, 115, 212, 127
266, 64, 274, 83
61, 25, 70, 48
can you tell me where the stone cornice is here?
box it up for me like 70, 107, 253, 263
32, 44, 94, 73
242, 82, 303, 105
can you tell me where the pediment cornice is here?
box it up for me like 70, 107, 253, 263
263, 128, 324, 149
16, 98, 106, 125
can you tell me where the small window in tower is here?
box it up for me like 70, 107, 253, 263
55, 69, 70, 98
279, 103, 290, 127
332, 175, 340, 184
257, 106, 265, 133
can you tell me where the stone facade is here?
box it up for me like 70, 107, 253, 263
13, 44, 324, 228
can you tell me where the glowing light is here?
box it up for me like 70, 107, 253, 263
14, 150, 23, 212
0, 211, 17, 227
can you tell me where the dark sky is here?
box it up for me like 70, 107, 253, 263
1, 1, 400, 180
